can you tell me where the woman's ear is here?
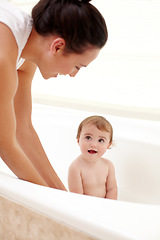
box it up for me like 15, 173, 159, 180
50, 37, 65, 55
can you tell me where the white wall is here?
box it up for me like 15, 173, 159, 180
10, 0, 160, 118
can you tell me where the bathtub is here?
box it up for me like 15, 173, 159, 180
0, 103, 160, 240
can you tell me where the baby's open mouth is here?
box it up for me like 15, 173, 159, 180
88, 150, 97, 154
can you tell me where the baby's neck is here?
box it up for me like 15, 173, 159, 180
80, 155, 101, 164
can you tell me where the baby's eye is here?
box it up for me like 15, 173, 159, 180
99, 138, 105, 143
85, 136, 91, 140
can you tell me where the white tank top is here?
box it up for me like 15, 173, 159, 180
0, 0, 32, 69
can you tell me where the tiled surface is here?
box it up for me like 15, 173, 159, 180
0, 195, 95, 240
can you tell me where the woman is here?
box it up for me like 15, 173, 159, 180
0, 0, 108, 190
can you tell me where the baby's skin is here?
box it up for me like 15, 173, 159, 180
68, 123, 117, 199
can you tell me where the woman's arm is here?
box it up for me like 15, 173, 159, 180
0, 23, 66, 190
14, 60, 66, 190
0, 23, 48, 187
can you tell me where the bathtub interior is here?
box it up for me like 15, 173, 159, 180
0, 103, 160, 205
32, 104, 160, 205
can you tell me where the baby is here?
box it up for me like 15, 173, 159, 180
68, 116, 117, 200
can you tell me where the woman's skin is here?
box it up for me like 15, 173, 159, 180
0, 22, 100, 190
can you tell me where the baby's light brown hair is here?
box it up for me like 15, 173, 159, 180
76, 115, 113, 144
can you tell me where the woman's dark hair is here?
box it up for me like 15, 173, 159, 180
32, 0, 108, 53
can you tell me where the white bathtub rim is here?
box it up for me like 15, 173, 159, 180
0, 172, 159, 240
0, 174, 136, 240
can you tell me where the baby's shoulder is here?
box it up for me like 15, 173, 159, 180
101, 158, 114, 168
69, 156, 82, 169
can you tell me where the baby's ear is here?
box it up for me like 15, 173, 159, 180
107, 143, 112, 149
77, 138, 80, 144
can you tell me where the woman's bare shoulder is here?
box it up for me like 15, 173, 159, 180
0, 22, 18, 62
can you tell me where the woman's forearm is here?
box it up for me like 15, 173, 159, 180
0, 141, 48, 187
16, 123, 67, 191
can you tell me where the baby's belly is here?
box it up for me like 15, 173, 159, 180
83, 184, 106, 198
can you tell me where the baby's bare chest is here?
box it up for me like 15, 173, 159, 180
81, 164, 109, 187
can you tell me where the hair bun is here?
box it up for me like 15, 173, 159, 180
78, 0, 91, 3
65, 0, 91, 3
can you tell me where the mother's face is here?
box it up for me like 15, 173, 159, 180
38, 40, 100, 79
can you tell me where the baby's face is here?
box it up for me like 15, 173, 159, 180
78, 124, 111, 162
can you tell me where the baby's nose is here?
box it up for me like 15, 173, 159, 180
90, 141, 97, 148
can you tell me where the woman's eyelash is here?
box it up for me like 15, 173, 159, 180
75, 66, 80, 70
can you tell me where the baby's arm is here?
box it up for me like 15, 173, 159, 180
105, 161, 118, 200
68, 160, 83, 194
